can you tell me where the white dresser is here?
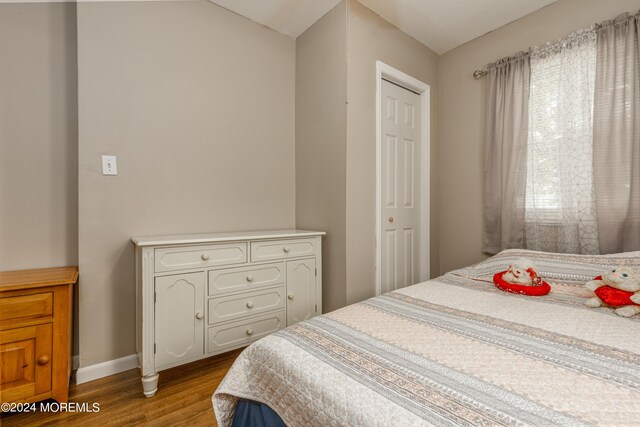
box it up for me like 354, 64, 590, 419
132, 230, 325, 397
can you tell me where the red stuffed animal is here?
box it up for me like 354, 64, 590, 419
493, 258, 551, 296
585, 268, 640, 317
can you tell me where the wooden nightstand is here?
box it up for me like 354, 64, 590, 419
0, 267, 77, 404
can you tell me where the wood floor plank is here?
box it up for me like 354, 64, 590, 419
0, 349, 243, 427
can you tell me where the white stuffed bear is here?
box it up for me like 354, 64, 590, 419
584, 267, 640, 317
502, 259, 539, 285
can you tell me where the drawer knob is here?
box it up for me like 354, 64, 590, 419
201, 254, 210, 261
283, 247, 290, 253
245, 328, 254, 336
287, 293, 294, 300
246, 275, 254, 282
37, 356, 49, 366
195, 312, 204, 320
246, 301, 254, 309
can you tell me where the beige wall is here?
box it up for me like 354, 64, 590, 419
438, 0, 640, 274
0, 3, 78, 271
296, 0, 440, 309
345, 0, 439, 304
7, 0, 624, 368
77, 0, 295, 366
296, 2, 348, 313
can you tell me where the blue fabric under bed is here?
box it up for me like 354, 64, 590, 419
231, 399, 286, 427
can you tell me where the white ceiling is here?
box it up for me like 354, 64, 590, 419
208, 0, 558, 54
357, 0, 558, 54
208, 0, 342, 40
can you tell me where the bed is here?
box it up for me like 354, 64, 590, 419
213, 249, 640, 426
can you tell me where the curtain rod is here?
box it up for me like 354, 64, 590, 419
472, 9, 639, 80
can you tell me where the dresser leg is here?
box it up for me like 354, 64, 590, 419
141, 373, 159, 397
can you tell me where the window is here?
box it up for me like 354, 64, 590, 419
524, 30, 600, 254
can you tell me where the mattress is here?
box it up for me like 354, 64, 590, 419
213, 249, 640, 426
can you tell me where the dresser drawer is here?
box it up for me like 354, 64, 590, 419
208, 287, 284, 325
208, 263, 284, 296
0, 293, 53, 322
250, 239, 317, 262
155, 243, 247, 273
207, 311, 284, 353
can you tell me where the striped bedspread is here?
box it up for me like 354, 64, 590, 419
213, 250, 640, 426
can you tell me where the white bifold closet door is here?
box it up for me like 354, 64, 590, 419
381, 79, 422, 294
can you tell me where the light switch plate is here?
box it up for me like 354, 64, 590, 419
101, 155, 118, 176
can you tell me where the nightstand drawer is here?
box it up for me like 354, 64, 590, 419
0, 293, 53, 322
207, 311, 284, 353
155, 243, 247, 273
208, 263, 284, 296
208, 287, 284, 325
250, 239, 317, 262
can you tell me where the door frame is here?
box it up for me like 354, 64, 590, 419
375, 61, 430, 296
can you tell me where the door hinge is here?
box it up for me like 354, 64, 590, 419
315, 304, 317, 313
154, 292, 156, 303
154, 343, 156, 354
315, 268, 317, 276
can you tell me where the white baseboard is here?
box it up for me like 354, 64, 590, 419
75, 354, 139, 385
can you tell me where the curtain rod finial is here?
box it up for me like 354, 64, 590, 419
474, 69, 488, 80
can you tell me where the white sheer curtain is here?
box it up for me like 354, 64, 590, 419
525, 28, 601, 254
